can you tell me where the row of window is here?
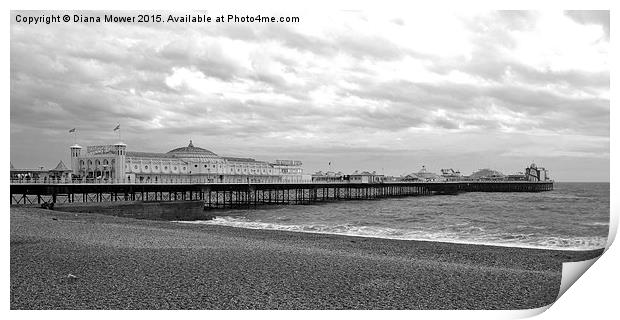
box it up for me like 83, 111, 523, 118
133, 175, 282, 182
129, 164, 187, 171
80, 159, 115, 167
78, 158, 288, 176
126, 164, 275, 175
126, 163, 275, 174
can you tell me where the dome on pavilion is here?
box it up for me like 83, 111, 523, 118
167, 140, 220, 160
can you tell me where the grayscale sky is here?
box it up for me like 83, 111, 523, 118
10, 10, 609, 181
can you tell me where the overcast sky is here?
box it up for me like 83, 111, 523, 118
10, 10, 609, 181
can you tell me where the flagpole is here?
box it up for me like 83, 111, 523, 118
69, 128, 77, 145
114, 123, 121, 142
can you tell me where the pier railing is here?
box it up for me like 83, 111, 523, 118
9, 178, 314, 185
10, 180, 554, 206
9, 178, 551, 185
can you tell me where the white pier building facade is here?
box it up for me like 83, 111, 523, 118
69, 140, 309, 183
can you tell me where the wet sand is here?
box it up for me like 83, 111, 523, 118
10, 207, 603, 309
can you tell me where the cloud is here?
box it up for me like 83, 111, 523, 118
10, 10, 609, 181
565, 10, 610, 39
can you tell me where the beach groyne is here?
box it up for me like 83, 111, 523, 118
50, 200, 211, 221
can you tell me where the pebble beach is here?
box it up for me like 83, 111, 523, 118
10, 207, 603, 310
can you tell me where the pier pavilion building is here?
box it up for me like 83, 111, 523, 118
525, 163, 549, 182
69, 140, 309, 183
311, 170, 385, 183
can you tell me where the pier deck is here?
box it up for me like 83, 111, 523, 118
10, 181, 553, 208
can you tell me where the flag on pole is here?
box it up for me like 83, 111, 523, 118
69, 128, 76, 133
113, 124, 120, 131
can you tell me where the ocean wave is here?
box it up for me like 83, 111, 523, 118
583, 221, 610, 226
542, 193, 588, 200
178, 217, 607, 251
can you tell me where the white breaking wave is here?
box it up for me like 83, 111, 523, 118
177, 217, 607, 251
583, 221, 609, 226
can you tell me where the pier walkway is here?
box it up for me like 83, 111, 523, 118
10, 181, 553, 208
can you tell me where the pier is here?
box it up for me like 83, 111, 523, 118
10, 181, 553, 209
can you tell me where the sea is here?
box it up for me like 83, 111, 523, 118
180, 182, 610, 251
